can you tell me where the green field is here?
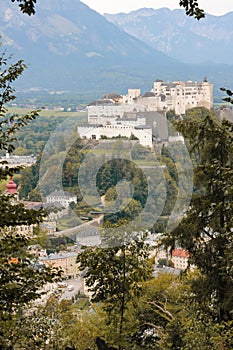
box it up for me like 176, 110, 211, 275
7, 107, 87, 120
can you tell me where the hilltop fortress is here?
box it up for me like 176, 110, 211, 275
78, 79, 213, 148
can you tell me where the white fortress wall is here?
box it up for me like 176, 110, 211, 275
77, 124, 152, 148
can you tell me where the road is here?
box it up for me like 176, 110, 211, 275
59, 276, 84, 301
51, 215, 103, 238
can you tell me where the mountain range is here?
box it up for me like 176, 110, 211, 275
0, 0, 233, 100
104, 8, 233, 65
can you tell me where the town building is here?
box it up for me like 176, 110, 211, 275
41, 251, 79, 279
23, 200, 69, 223
171, 248, 190, 270
46, 190, 77, 209
40, 221, 57, 235
0, 153, 36, 168
155, 246, 190, 271
3, 177, 35, 235
6, 223, 35, 236
28, 244, 47, 258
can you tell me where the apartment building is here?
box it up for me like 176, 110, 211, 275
41, 251, 79, 279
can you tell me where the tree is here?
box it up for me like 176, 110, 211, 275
0, 52, 41, 224
0, 51, 61, 347
10, 0, 37, 15
163, 112, 233, 323
0, 231, 60, 349
155, 271, 233, 350
220, 87, 233, 105
179, 0, 205, 20
77, 231, 152, 349
129, 269, 233, 350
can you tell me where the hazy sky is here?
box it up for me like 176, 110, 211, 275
82, 0, 233, 16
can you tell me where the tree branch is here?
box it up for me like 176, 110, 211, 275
146, 301, 174, 320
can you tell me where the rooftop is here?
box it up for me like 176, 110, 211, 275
172, 249, 189, 258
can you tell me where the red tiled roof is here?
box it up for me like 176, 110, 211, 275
172, 249, 189, 258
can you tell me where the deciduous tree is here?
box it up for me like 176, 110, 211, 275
77, 231, 152, 349
164, 112, 233, 323
0, 50, 61, 347
10, 0, 37, 15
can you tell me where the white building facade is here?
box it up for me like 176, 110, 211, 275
87, 80, 213, 119
80, 79, 213, 148
46, 190, 77, 209
151, 79, 213, 115
88, 102, 147, 122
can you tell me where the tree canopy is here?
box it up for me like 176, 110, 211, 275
0, 49, 61, 348
77, 231, 152, 348
163, 112, 233, 323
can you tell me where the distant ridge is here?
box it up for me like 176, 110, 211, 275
104, 8, 233, 65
